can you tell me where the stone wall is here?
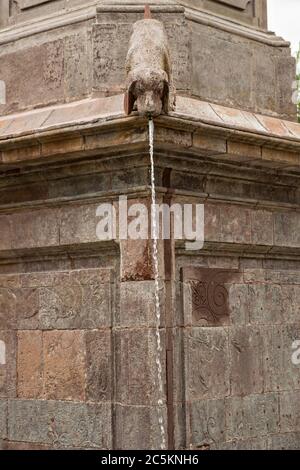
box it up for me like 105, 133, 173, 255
0, 1, 267, 29
176, 247, 300, 449
0, 1, 296, 119
1, 113, 300, 448
0, 0, 299, 452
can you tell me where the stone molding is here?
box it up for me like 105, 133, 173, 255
176, 240, 300, 258
1, 95, 300, 160
0, 2, 98, 46
185, 7, 289, 47
0, 1, 288, 48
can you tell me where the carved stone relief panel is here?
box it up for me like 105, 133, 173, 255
181, 267, 241, 326
0, 268, 114, 404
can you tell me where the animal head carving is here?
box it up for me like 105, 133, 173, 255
124, 5, 176, 118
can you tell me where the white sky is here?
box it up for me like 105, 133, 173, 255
268, 0, 299, 55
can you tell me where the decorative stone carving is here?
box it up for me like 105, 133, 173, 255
124, 6, 176, 117
190, 271, 229, 325
181, 267, 239, 326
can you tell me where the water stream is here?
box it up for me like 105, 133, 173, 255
149, 118, 166, 450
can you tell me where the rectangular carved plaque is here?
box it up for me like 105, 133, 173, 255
182, 267, 240, 326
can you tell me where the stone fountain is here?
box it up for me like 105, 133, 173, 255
0, 0, 300, 451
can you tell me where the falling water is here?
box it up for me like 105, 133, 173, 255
149, 118, 166, 450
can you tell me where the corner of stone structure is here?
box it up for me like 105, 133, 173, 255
1, 0, 300, 453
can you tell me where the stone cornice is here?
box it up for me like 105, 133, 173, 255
176, 241, 300, 261
0, 1, 288, 48
0, 2, 98, 46
96, 4, 184, 14
98, 2, 287, 47
1, 240, 300, 264
185, 6, 290, 47
0, 95, 299, 171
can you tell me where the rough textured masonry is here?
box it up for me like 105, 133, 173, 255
0, 0, 300, 450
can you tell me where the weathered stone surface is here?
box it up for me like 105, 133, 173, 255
42, 330, 86, 401
0, 332, 16, 398
17, 331, 43, 399
17, 287, 39, 330
10, 209, 60, 250
0, 40, 64, 115
263, 325, 300, 392
254, 47, 277, 115
229, 326, 264, 396
244, 268, 266, 283
227, 141, 261, 161
120, 239, 155, 281
119, 281, 165, 327
251, 210, 274, 246
193, 134, 226, 155
226, 393, 279, 440
39, 269, 112, 329
59, 204, 99, 246
2, 146, 41, 164
0, 400, 7, 439
0, 269, 112, 331
0, 288, 16, 330
219, 204, 251, 244
115, 329, 165, 406
204, 203, 253, 245
8, 400, 112, 449
85, 330, 112, 402
176, 1, 263, 26
155, 128, 192, 148
2, 441, 50, 450
268, 432, 300, 450
265, 270, 300, 284
170, 170, 206, 193
228, 284, 249, 325
274, 212, 300, 248
185, 328, 229, 400
189, 399, 226, 448
276, 56, 297, 119
192, 28, 252, 111
213, 437, 267, 450
17, 327, 113, 402
173, 402, 186, 449
64, 33, 90, 100
0, 215, 12, 252
85, 128, 147, 152
115, 404, 167, 450
41, 137, 84, 158
262, 147, 299, 167
280, 391, 300, 433
248, 284, 292, 324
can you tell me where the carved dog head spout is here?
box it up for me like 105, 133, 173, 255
124, 6, 176, 118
